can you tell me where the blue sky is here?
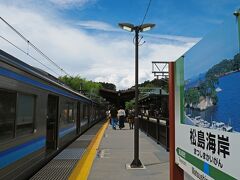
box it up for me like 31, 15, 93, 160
54, 0, 239, 36
0, 0, 239, 89
184, 14, 239, 80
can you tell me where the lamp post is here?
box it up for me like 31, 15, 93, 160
118, 23, 155, 168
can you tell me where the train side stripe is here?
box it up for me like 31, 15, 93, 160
0, 126, 76, 169
0, 138, 46, 169
59, 126, 76, 138
0, 67, 88, 102
0, 136, 45, 157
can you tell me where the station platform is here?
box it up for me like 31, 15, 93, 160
30, 121, 169, 180
88, 123, 169, 180
30, 121, 106, 180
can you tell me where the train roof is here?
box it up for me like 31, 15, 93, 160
0, 49, 93, 103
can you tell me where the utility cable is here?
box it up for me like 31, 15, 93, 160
0, 17, 70, 76
140, 0, 152, 26
138, 0, 153, 47
0, 34, 61, 76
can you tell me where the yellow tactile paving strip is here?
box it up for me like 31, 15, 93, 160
68, 121, 109, 180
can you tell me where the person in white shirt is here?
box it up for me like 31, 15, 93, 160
117, 107, 126, 129
106, 109, 111, 124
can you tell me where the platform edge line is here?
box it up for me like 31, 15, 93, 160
68, 121, 109, 180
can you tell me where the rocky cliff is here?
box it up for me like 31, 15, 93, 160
186, 96, 214, 111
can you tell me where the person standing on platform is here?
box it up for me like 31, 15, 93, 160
106, 109, 111, 124
117, 106, 126, 129
110, 106, 118, 130
127, 109, 134, 129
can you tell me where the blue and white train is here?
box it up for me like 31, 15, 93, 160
0, 49, 105, 179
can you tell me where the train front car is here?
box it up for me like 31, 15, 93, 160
0, 50, 104, 180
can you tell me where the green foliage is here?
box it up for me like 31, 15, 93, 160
203, 53, 240, 104
138, 78, 169, 92
206, 53, 240, 79
185, 53, 240, 106
185, 88, 200, 105
125, 100, 134, 110
233, 53, 240, 70
59, 75, 103, 96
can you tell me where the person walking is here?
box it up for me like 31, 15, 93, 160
117, 106, 126, 130
106, 109, 111, 124
127, 109, 134, 129
110, 106, 118, 130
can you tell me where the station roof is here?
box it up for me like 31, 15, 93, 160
99, 88, 135, 107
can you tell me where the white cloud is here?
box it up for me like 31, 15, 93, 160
0, 3, 197, 90
144, 33, 201, 45
76, 20, 119, 32
50, 0, 94, 7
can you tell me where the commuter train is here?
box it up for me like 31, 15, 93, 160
0, 49, 105, 179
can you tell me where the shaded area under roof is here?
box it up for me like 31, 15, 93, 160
99, 88, 135, 108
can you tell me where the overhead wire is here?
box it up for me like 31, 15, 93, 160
140, 0, 153, 26
0, 34, 61, 77
0, 16, 70, 76
137, 0, 153, 46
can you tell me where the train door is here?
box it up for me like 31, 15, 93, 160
46, 95, 59, 150
76, 102, 81, 134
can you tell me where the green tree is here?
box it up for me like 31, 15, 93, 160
138, 78, 169, 92
185, 88, 200, 106
59, 75, 103, 96
125, 100, 134, 110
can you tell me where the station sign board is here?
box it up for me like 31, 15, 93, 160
175, 13, 240, 180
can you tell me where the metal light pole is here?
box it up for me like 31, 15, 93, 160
132, 26, 141, 167
118, 23, 155, 168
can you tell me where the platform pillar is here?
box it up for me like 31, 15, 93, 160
169, 62, 184, 180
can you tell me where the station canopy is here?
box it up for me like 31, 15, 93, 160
99, 88, 135, 108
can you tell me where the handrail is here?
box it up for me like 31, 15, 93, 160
138, 114, 169, 151
139, 115, 167, 125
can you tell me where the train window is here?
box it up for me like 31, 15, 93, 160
68, 103, 74, 123
93, 107, 96, 121
82, 104, 86, 120
0, 90, 16, 141
84, 105, 89, 120
16, 94, 35, 136
96, 109, 98, 119
80, 103, 86, 126
80, 103, 89, 126
62, 102, 75, 125
62, 103, 68, 123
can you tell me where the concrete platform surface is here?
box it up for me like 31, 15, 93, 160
88, 123, 170, 180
